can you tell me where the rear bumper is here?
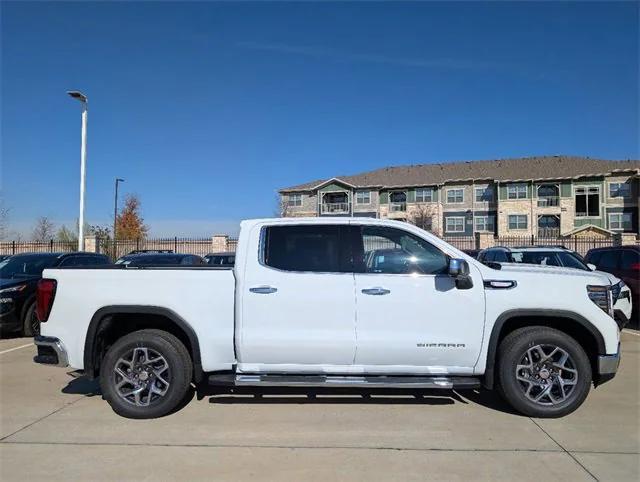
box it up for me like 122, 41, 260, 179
33, 336, 68, 367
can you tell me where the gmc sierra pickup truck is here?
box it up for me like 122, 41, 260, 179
34, 218, 621, 419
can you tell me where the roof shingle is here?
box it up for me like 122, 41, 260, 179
280, 156, 640, 192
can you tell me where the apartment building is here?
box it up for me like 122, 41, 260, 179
279, 156, 640, 237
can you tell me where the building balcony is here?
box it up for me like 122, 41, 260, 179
389, 202, 407, 212
320, 202, 349, 214
537, 196, 559, 207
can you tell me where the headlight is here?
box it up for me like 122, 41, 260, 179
0, 284, 27, 294
587, 285, 613, 317
611, 281, 627, 301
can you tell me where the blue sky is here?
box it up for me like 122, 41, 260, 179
1, 1, 638, 237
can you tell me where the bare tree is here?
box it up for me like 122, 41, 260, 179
410, 204, 433, 232
0, 199, 8, 241
32, 216, 56, 242
274, 193, 290, 218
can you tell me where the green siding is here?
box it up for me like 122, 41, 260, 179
574, 217, 604, 228
380, 191, 388, 204
407, 189, 416, 203
499, 185, 507, 200
573, 177, 604, 185
319, 182, 351, 192
561, 181, 572, 198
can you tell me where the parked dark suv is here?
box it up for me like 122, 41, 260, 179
115, 252, 205, 267
0, 252, 111, 336
584, 246, 640, 323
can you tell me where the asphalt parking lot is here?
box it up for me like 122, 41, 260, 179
0, 332, 638, 481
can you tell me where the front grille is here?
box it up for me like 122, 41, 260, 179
611, 283, 621, 301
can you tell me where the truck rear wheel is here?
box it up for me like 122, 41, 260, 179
497, 326, 592, 418
100, 329, 192, 419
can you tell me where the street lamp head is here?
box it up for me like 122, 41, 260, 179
67, 90, 88, 103
116, 178, 125, 183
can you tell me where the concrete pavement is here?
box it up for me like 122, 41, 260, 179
1, 331, 638, 481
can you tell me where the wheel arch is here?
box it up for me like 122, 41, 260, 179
84, 305, 203, 383
483, 309, 606, 389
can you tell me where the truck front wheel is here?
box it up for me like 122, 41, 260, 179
497, 326, 592, 418
100, 329, 193, 419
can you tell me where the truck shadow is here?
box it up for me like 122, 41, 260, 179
60, 376, 518, 415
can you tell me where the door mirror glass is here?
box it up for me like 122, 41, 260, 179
448, 258, 469, 277
587, 263, 597, 271
449, 258, 473, 290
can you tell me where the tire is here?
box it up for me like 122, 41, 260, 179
22, 302, 39, 337
100, 329, 193, 419
497, 326, 592, 418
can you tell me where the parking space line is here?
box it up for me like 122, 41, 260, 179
0, 343, 33, 355
622, 329, 640, 337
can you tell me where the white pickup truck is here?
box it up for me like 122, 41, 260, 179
34, 218, 622, 419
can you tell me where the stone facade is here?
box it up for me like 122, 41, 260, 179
280, 170, 640, 237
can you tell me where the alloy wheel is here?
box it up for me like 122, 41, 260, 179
113, 347, 171, 406
515, 344, 578, 405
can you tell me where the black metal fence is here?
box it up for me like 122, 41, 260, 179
102, 237, 215, 259
494, 235, 618, 256
440, 234, 630, 256
0, 240, 77, 255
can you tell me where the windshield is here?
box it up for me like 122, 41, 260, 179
115, 255, 186, 266
0, 254, 60, 278
509, 251, 589, 271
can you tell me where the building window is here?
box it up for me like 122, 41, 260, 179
416, 188, 434, 203
474, 215, 495, 233
475, 187, 494, 202
356, 191, 371, 205
575, 186, 600, 217
507, 183, 527, 200
445, 216, 465, 233
608, 212, 632, 231
609, 182, 630, 199
287, 194, 302, 207
446, 188, 464, 204
508, 215, 528, 230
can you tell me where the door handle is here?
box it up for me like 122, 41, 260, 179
361, 287, 391, 296
249, 286, 278, 294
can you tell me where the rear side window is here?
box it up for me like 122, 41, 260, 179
59, 256, 101, 267
493, 250, 510, 263
620, 250, 639, 268
262, 225, 351, 273
598, 250, 619, 270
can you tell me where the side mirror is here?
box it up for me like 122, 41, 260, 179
449, 258, 473, 290
587, 263, 597, 271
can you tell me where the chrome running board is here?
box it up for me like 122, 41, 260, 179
208, 374, 480, 389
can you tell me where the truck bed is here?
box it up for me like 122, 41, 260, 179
41, 267, 237, 372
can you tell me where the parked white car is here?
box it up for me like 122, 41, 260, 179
34, 218, 621, 419
477, 246, 633, 325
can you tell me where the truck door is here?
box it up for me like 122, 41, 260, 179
236, 223, 356, 372
352, 224, 485, 373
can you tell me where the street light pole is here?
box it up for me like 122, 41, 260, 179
67, 91, 88, 251
113, 178, 125, 252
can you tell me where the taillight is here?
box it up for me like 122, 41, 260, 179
630, 263, 640, 271
36, 279, 57, 322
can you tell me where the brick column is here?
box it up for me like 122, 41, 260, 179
620, 233, 638, 246
83, 235, 99, 253
477, 233, 495, 249
211, 235, 229, 252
